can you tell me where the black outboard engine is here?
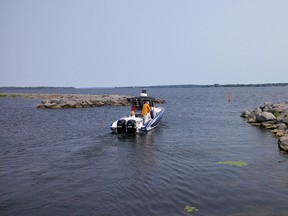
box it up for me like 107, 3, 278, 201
127, 120, 137, 134
117, 120, 126, 134
150, 109, 154, 119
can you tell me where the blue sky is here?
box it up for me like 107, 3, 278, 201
1, 0, 287, 87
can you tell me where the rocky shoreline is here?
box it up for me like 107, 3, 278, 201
0, 93, 165, 109
241, 101, 288, 152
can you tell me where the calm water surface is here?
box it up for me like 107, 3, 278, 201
1, 87, 288, 216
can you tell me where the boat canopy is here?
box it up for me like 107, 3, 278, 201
127, 96, 155, 110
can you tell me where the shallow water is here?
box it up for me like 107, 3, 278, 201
1, 87, 288, 215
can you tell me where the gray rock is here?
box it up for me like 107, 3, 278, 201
75, 103, 82, 108
262, 103, 272, 112
37, 104, 45, 108
242, 102, 288, 151
241, 110, 250, 118
62, 100, 77, 108
44, 102, 58, 108
87, 100, 94, 107
277, 123, 287, 130
273, 102, 288, 113
30, 93, 164, 109
50, 98, 61, 104
282, 116, 288, 125
255, 111, 276, 122
278, 136, 288, 151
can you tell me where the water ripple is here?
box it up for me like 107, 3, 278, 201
1, 87, 288, 215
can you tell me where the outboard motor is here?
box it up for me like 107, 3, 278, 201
117, 120, 126, 134
127, 120, 137, 134
150, 108, 154, 119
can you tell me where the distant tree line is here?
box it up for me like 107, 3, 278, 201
147, 83, 288, 88
0, 86, 75, 89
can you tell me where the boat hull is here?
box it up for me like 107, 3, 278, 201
141, 107, 165, 133
110, 107, 165, 134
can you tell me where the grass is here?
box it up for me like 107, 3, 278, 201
273, 110, 280, 118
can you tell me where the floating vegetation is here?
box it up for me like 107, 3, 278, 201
217, 161, 249, 167
0, 93, 8, 97
184, 205, 199, 213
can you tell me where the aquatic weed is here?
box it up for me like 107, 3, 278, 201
184, 205, 199, 213
217, 161, 249, 167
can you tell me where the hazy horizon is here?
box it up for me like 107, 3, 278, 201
1, 82, 288, 89
1, 0, 288, 87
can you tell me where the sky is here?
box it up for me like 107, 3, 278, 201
0, 0, 288, 88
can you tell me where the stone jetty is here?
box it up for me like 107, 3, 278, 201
0, 93, 165, 109
241, 101, 288, 152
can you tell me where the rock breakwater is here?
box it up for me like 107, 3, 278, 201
37, 94, 134, 108
0, 93, 165, 109
241, 101, 288, 151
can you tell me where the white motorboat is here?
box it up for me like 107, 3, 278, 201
110, 90, 165, 134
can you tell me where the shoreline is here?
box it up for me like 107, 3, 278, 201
241, 101, 288, 152
0, 93, 165, 109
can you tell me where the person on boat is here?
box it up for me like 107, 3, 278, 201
142, 101, 150, 123
131, 104, 136, 111
129, 111, 135, 118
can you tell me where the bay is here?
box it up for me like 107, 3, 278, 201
0, 86, 288, 216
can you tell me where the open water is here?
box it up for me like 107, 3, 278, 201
1, 86, 288, 216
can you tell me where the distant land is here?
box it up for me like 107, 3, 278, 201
118, 83, 288, 88
0, 86, 76, 90
1, 83, 288, 89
